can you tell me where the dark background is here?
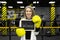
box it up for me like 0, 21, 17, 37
0, 0, 60, 40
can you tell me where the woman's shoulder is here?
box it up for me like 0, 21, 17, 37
21, 18, 26, 20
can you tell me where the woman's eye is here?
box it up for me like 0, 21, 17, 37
26, 11, 28, 12
26, 10, 32, 12
29, 11, 32, 12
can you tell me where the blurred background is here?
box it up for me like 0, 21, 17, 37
0, 0, 60, 40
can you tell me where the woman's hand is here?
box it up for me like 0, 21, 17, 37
32, 15, 42, 28
16, 28, 26, 37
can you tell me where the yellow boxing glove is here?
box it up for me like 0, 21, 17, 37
35, 21, 41, 28
32, 15, 42, 28
16, 28, 26, 37
32, 15, 41, 23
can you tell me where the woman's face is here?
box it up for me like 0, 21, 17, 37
25, 8, 32, 19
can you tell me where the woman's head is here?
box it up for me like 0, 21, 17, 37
24, 6, 35, 19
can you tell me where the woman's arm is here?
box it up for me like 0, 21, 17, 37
19, 18, 26, 27
19, 20, 21, 27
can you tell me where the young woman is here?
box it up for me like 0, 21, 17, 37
19, 6, 42, 40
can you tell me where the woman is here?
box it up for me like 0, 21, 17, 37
19, 6, 42, 40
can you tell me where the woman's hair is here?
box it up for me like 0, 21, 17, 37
24, 6, 35, 18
